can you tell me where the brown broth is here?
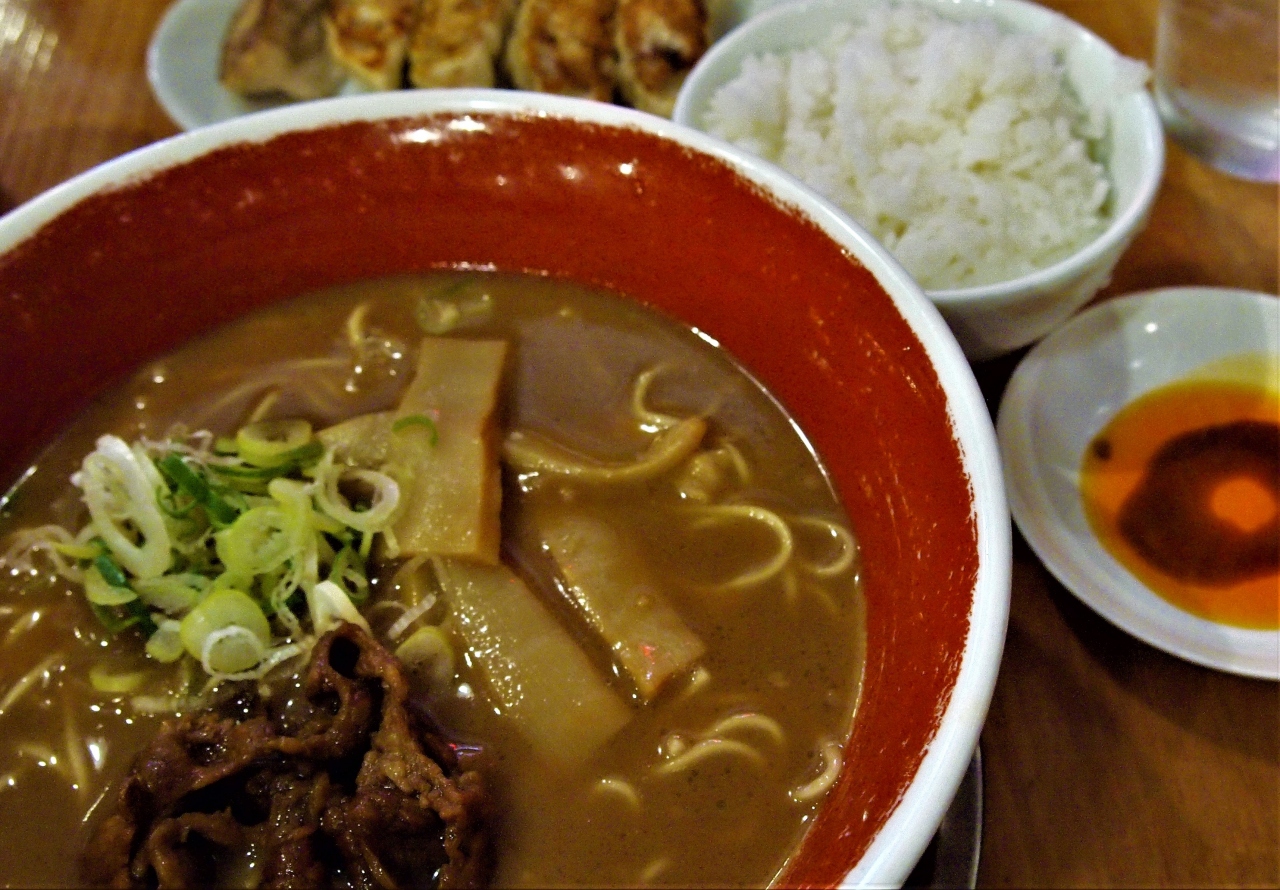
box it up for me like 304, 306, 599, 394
0, 272, 864, 887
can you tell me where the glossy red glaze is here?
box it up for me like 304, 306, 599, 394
0, 113, 976, 886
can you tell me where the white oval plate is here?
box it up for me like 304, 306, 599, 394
997, 287, 1279, 680
146, 0, 371, 131
146, 0, 756, 131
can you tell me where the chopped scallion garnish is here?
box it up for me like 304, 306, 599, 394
22, 421, 400, 682
157, 454, 240, 526
94, 550, 131, 589
392, 413, 440, 446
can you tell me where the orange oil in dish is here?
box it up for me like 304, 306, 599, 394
1080, 375, 1279, 630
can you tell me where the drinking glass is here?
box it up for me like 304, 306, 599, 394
1154, 0, 1280, 182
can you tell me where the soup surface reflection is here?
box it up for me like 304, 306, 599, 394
0, 273, 865, 887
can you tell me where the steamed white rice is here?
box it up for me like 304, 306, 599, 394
704, 4, 1130, 290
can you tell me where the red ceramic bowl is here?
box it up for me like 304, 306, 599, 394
0, 91, 1009, 886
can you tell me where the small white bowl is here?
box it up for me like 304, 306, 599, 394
674, 0, 1165, 361
997, 287, 1279, 679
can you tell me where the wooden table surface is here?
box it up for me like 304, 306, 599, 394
1, 0, 1276, 887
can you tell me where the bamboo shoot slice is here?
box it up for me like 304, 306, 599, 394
537, 510, 705, 701
388, 337, 507, 562
433, 557, 631, 765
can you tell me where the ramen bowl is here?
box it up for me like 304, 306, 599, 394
0, 91, 1009, 886
675, 0, 1166, 361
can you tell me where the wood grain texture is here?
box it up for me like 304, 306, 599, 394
977, 3, 1279, 887
0, 0, 177, 214
0, 0, 1276, 887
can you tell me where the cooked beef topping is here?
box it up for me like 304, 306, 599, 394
83, 622, 487, 889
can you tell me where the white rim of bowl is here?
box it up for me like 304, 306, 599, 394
674, 0, 1166, 306
997, 286, 1279, 680
0, 89, 1012, 885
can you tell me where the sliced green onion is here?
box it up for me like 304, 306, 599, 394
125, 600, 159, 637
88, 663, 149, 694
328, 545, 369, 604
145, 619, 186, 663
313, 459, 400, 533
25, 418, 407, 681
283, 588, 305, 616
251, 567, 285, 616
392, 413, 439, 445
133, 574, 207, 615
92, 551, 130, 590
268, 479, 335, 573
236, 420, 315, 468
157, 454, 240, 526
329, 545, 356, 581
89, 603, 138, 636
179, 589, 271, 662
307, 580, 370, 636
51, 540, 103, 561
207, 464, 282, 481
201, 625, 268, 675
88, 599, 157, 638
206, 443, 323, 493
76, 436, 173, 579
210, 569, 253, 594
156, 488, 200, 520
215, 505, 293, 580
84, 565, 138, 607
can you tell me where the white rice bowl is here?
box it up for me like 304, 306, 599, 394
698, 2, 1148, 291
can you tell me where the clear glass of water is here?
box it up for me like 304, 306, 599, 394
1154, 0, 1280, 182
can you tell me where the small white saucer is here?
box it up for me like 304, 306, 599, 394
146, 0, 369, 131
997, 287, 1279, 680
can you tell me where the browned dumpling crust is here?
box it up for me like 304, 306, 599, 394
408, 0, 518, 87
613, 0, 707, 116
218, 0, 710, 115
503, 0, 618, 102
219, 0, 347, 100
324, 0, 419, 89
